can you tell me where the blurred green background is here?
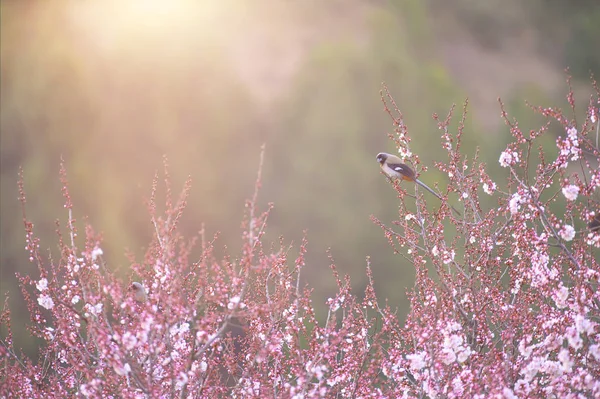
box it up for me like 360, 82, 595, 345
1, 0, 599, 354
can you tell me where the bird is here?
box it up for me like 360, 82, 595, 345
376, 152, 461, 216
589, 212, 600, 232
129, 282, 147, 303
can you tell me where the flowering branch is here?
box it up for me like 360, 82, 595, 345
2, 80, 599, 398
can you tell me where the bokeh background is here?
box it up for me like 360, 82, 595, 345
1, 0, 599, 355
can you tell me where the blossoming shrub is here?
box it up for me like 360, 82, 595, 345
1, 81, 599, 398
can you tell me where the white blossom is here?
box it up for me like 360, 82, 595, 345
499, 151, 519, 168
199, 360, 208, 372
483, 182, 496, 195
442, 250, 455, 265
575, 314, 595, 335
557, 348, 572, 372
84, 302, 103, 317
36, 278, 48, 292
509, 193, 522, 215
91, 247, 103, 261
228, 295, 241, 310
503, 387, 518, 399
566, 326, 582, 350
559, 225, 575, 242
406, 352, 426, 370
80, 384, 92, 397
457, 348, 471, 363
441, 348, 456, 364
122, 332, 138, 350
37, 294, 54, 309
176, 372, 189, 389
518, 337, 533, 358
553, 285, 569, 309
561, 185, 579, 201
398, 147, 412, 158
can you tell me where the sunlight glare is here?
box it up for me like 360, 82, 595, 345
117, 0, 193, 29
68, 0, 225, 51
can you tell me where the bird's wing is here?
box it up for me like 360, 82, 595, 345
387, 162, 415, 180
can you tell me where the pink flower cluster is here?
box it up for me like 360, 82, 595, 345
2, 83, 600, 398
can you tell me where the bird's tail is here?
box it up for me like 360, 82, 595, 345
415, 179, 442, 200
415, 179, 462, 216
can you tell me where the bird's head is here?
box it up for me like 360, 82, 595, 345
376, 152, 389, 165
129, 282, 147, 303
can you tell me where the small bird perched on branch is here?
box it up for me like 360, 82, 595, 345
129, 282, 147, 303
589, 212, 600, 232
376, 152, 461, 216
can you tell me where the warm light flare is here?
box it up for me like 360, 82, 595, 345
124, 0, 186, 18
112, 0, 195, 29
68, 0, 226, 50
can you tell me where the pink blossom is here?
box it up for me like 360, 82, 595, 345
558, 348, 573, 372
559, 224, 576, 241
37, 293, 54, 309
35, 278, 48, 292
91, 246, 103, 261
122, 332, 137, 350
562, 185, 579, 201
406, 352, 427, 370
509, 192, 523, 215
553, 284, 569, 309
499, 150, 519, 167
483, 182, 496, 195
